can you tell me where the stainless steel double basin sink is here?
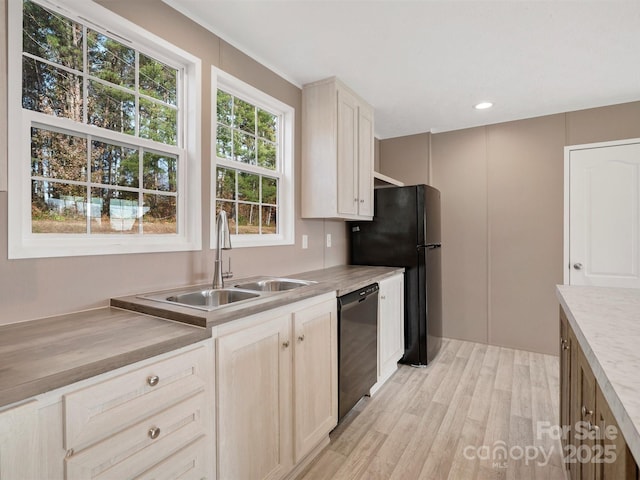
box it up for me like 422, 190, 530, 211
140, 277, 316, 311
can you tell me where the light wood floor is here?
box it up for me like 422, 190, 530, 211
298, 338, 567, 480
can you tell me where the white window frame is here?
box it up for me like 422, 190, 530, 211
7, 0, 202, 259
211, 67, 294, 248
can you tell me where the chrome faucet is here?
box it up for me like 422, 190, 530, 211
213, 210, 232, 289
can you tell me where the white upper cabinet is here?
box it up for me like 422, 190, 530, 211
302, 77, 374, 220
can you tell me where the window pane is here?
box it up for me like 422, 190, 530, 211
140, 98, 177, 146
261, 205, 277, 234
261, 176, 277, 205
233, 98, 255, 134
90, 188, 139, 234
257, 139, 276, 170
139, 54, 177, 105
143, 152, 177, 192
23, 1, 82, 70
216, 201, 237, 234
216, 167, 235, 200
31, 127, 87, 182
23, 57, 83, 121
237, 203, 259, 234
91, 141, 138, 187
31, 180, 86, 233
143, 194, 176, 233
216, 125, 232, 160
87, 30, 135, 89
257, 109, 277, 142
238, 172, 260, 202
217, 90, 232, 126
88, 81, 135, 135
233, 131, 256, 165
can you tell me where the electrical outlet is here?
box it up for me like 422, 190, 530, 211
326, 233, 332, 248
302, 234, 308, 249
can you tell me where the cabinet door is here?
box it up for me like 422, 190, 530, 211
357, 106, 374, 218
595, 388, 637, 480
336, 88, 359, 216
217, 314, 292, 480
560, 308, 572, 451
0, 400, 39, 480
378, 274, 405, 382
292, 299, 337, 463
572, 348, 597, 480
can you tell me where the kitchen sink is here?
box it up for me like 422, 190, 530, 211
233, 277, 316, 292
141, 288, 261, 311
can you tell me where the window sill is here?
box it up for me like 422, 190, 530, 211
216, 234, 294, 249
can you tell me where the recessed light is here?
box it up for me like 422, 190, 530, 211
474, 102, 493, 110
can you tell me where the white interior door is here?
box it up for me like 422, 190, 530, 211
568, 140, 640, 287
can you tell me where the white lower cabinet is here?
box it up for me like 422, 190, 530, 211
216, 293, 337, 480
217, 313, 293, 480
292, 298, 338, 463
375, 273, 405, 392
6, 339, 215, 480
0, 400, 39, 480
2, 293, 339, 480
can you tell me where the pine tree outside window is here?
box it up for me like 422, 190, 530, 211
8, 0, 202, 258
212, 70, 294, 248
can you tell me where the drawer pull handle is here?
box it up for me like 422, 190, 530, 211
148, 427, 161, 440
283, 341, 290, 349
147, 375, 160, 387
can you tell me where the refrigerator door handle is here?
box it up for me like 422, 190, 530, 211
418, 243, 442, 250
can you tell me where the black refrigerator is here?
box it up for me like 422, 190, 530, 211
350, 184, 442, 366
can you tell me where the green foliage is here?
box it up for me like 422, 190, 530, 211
23, 1, 180, 234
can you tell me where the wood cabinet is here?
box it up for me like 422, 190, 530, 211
302, 77, 374, 220
217, 313, 293, 480
374, 273, 405, 393
560, 307, 638, 479
216, 294, 337, 480
0, 400, 39, 480
292, 298, 337, 463
62, 341, 213, 480
5, 340, 215, 480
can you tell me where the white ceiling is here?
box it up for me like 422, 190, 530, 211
164, 0, 640, 139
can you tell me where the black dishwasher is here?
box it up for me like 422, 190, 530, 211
337, 283, 379, 420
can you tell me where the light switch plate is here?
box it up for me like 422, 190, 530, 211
302, 234, 308, 249
326, 233, 332, 248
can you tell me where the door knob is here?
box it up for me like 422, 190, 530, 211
573, 263, 583, 270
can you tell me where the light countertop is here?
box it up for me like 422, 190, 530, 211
556, 285, 640, 465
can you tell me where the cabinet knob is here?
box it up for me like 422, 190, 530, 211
148, 427, 161, 440
283, 341, 290, 349
298, 335, 305, 342
147, 375, 160, 387
381, 295, 386, 300
573, 263, 583, 270
581, 405, 593, 417
360, 199, 364, 203
354, 198, 358, 203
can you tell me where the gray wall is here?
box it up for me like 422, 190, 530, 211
382, 102, 640, 355
0, 0, 348, 325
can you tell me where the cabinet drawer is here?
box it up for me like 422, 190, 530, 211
65, 392, 207, 480
64, 344, 209, 450
136, 436, 208, 480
